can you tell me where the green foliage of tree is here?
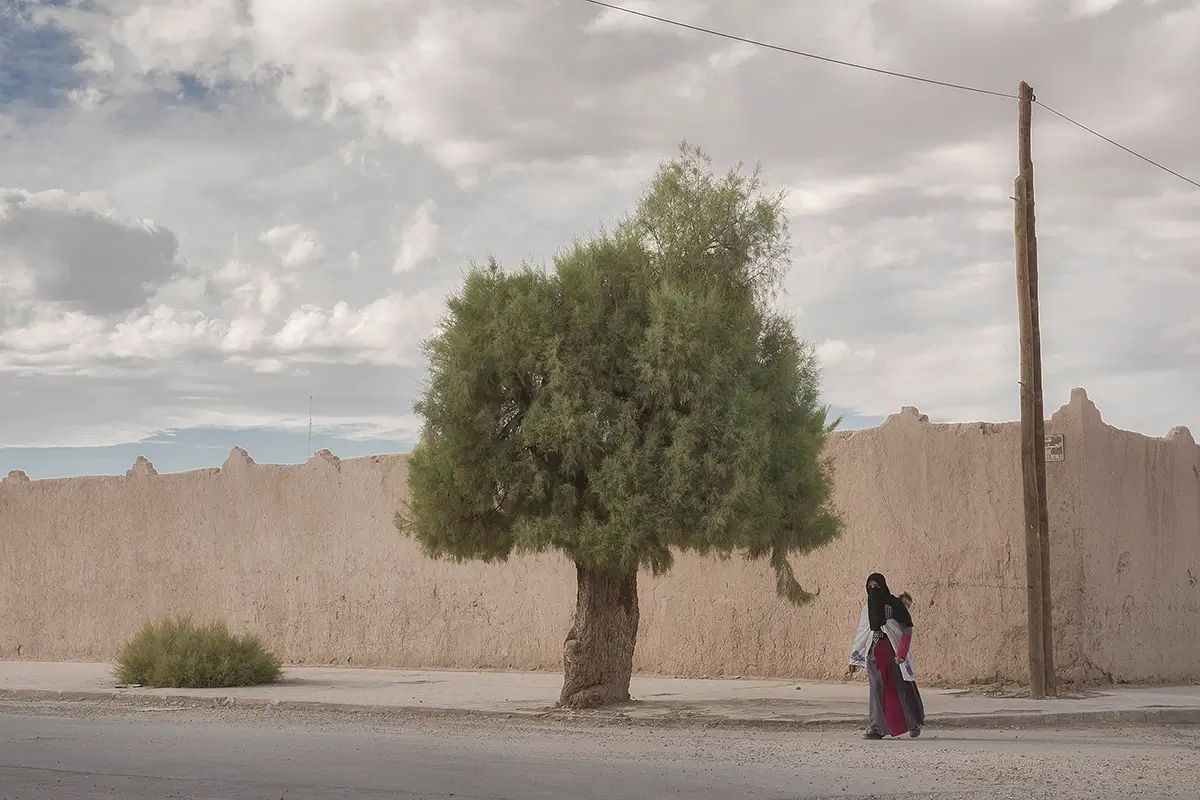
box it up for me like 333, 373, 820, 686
398, 142, 842, 707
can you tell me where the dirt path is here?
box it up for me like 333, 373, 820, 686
2, 700, 1198, 799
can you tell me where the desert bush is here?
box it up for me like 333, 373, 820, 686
114, 615, 282, 688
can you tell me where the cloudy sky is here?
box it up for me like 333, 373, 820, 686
1, 0, 1197, 479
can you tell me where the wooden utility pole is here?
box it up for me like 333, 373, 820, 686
1015, 81, 1056, 699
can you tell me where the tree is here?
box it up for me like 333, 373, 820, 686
397, 142, 842, 708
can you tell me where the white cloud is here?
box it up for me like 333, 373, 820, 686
0, 307, 106, 353
270, 292, 439, 362
251, 358, 284, 374
209, 261, 287, 316
105, 306, 220, 359
5, 300, 430, 368
2, 0, 1198, 455
392, 201, 439, 274
221, 317, 267, 353
259, 224, 322, 268
1067, 0, 1128, 18
815, 339, 851, 368
786, 176, 901, 217
1, 188, 112, 217
584, 1, 708, 34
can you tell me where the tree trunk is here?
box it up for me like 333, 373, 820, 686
558, 562, 639, 709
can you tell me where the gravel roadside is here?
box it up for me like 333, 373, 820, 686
2, 699, 1199, 799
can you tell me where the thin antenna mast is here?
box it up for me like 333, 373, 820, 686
307, 395, 313, 458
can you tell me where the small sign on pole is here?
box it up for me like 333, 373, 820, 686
1045, 434, 1065, 462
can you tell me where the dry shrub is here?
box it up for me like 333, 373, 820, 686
114, 616, 282, 688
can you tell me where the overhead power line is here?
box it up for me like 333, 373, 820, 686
581, 0, 1200, 191
580, 0, 1016, 99
1033, 100, 1200, 190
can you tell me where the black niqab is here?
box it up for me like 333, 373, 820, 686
866, 572, 912, 631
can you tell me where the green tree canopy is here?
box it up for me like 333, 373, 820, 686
398, 143, 842, 707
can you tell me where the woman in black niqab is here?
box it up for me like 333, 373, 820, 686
866, 572, 912, 631
848, 572, 924, 739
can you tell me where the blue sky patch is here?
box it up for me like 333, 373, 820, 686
0, 426, 415, 480
0, 1, 84, 109
0, 407, 885, 480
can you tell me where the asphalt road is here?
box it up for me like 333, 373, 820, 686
1, 701, 1198, 799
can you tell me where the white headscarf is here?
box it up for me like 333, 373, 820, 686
849, 605, 916, 682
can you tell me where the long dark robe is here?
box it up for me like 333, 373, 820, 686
866, 632, 925, 736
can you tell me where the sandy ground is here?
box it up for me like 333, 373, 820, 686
6, 661, 1199, 729
1, 700, 1198, 799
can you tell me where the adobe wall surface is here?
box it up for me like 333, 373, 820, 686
1, 389, 1195, 685
1062, 392, 1200, 683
